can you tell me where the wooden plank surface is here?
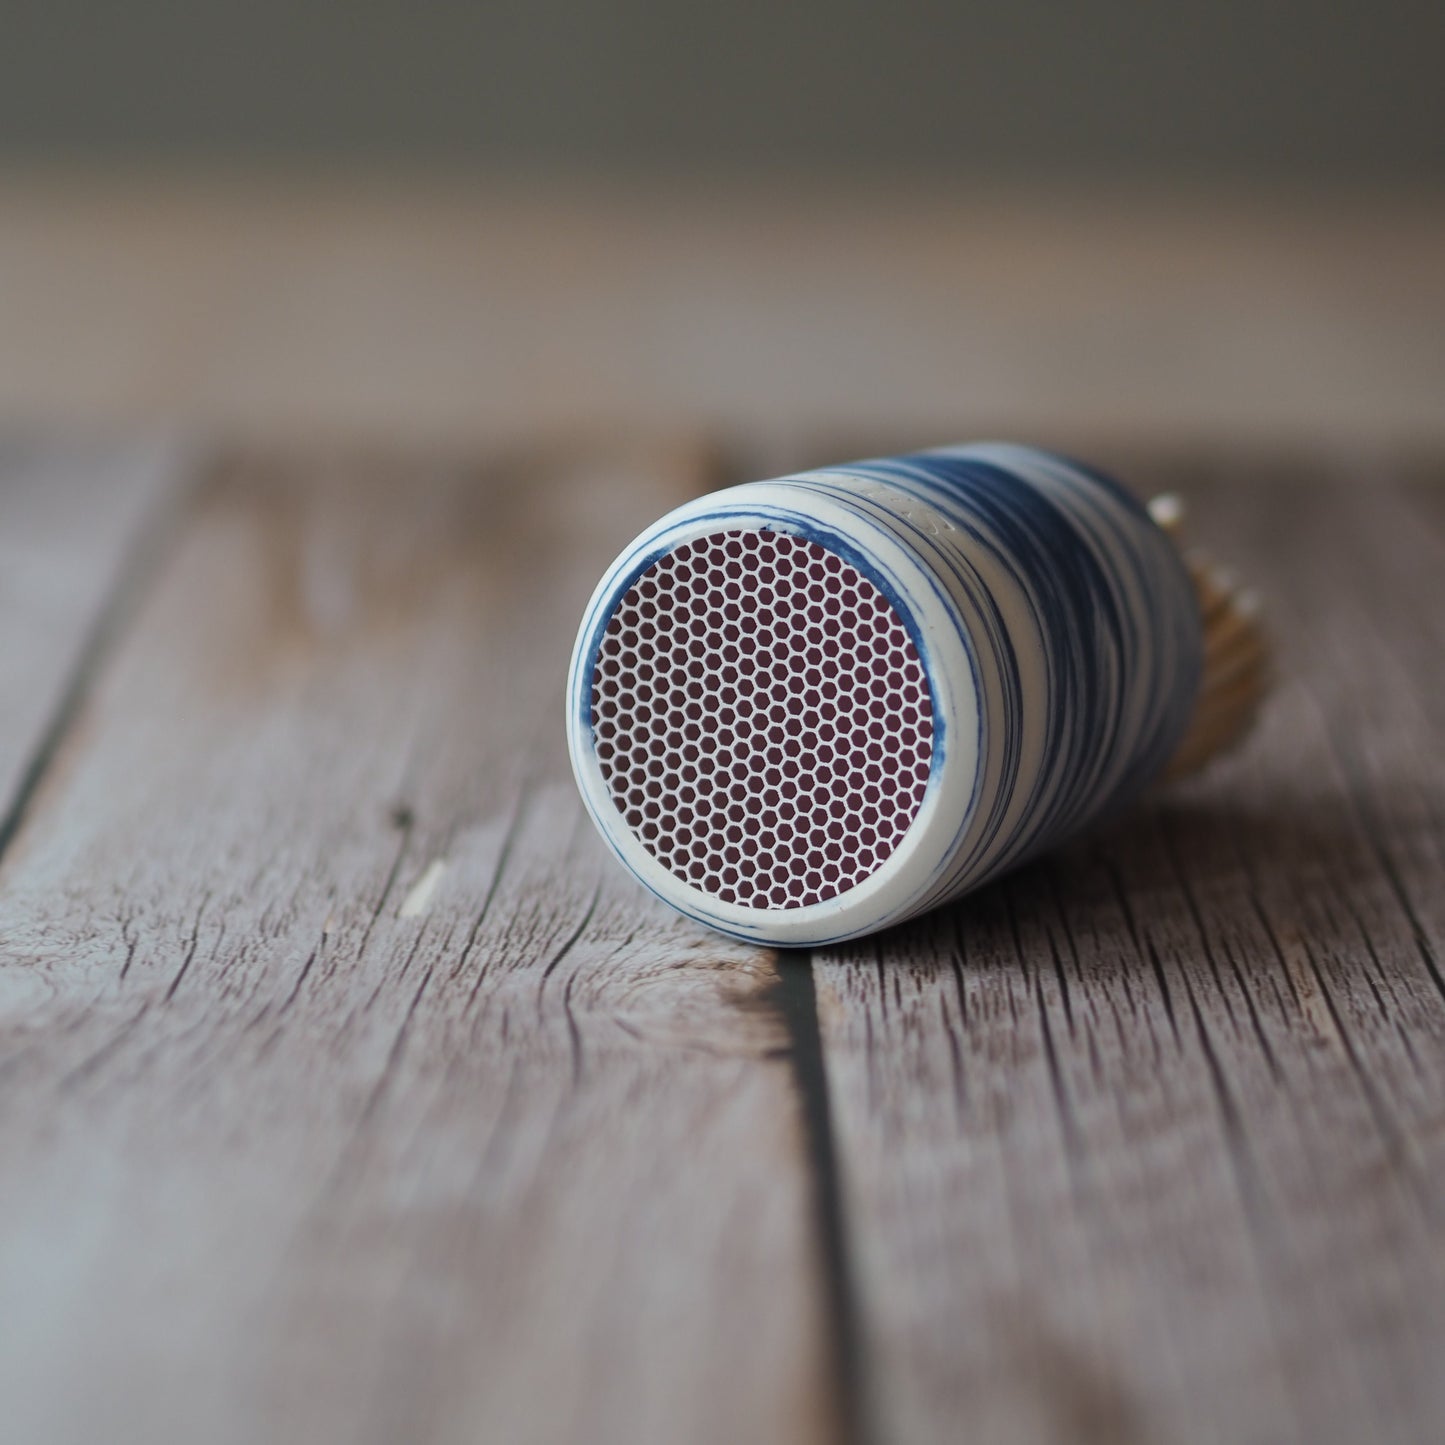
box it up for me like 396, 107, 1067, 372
811, 454, 1445, 1445
1, 436, 1443, 1445
0, 439, 831, 1445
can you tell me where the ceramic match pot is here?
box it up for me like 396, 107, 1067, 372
566, 443, 1214, 946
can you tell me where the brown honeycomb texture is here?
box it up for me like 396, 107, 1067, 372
589, 529, 934, 909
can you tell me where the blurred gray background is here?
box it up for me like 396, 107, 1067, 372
2, 0, 1442, 179
1, 0, 1441, 450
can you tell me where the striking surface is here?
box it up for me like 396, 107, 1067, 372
590, 529, 933, 909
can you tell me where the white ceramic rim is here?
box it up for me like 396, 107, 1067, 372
566, 479, 985, 946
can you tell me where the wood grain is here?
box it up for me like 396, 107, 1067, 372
0, 440, 832, 1445
811, 455, 1445, 1445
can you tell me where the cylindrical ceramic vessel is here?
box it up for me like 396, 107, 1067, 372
566, 443, 1203, 945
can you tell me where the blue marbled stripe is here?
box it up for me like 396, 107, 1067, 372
804, 443, 1202, 913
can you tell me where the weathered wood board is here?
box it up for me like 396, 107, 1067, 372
812, 457, 1445, 1445
0, 440, 830, 1445
0, 437, 182, 843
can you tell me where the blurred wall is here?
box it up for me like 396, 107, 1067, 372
1, 0, 1442, 180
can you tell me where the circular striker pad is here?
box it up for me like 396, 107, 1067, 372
588, 528, 934, 910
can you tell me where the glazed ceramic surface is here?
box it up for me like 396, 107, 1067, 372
567, 443, 1203, 945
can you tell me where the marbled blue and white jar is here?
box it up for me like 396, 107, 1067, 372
567, 443, 1204, 945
